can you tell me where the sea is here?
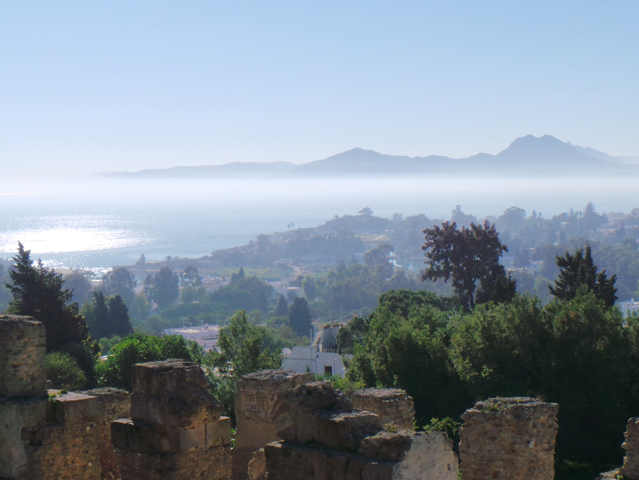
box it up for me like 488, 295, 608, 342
1, 176, 637, 274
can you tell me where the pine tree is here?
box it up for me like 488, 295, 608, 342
107, 295, 133, 338
7, 243, 90, 352
288, 297, 312, 337
549, 245, 617, 307
273, 294, 289, 317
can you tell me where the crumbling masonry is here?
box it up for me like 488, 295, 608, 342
0, 315, 571, 479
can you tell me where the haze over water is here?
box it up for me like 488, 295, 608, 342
0, 176, 635, 272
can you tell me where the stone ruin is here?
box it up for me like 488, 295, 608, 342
349, 388, 416, 431
0, 315, 131, 479
0, 315, 231, 480
0, 314, 577, 480
262, 380, 459, 480
621, 417, 639, 478
112, 359, 232, 480
459, 397, 559, 480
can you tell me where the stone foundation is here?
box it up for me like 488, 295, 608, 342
113, 359, 232, 480
349, 388, 415, 431
459, 397, 559, 480
232, 369, 314, 480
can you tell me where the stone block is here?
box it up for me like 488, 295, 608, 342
350, 388, 415, 431
117, 444, 231, 480
390, 432, 458, 480
0, 397, 48, 479
265, 441, 370, 480
233, 369, 314, 480
248, 448, 266, 480
177, 423, 206, 451
459, 397, 559, 480
111, 418, 172, 453
0, 315, 46, 398
621, 417, 639, 479
47, 391, 99, 425
207, 416, 232, 448
130, 360, 222, 428
294, 410, 382, 452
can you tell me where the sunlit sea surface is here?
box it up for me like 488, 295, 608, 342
0, 176, 637, 272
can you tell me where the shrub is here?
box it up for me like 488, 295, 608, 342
46, 352, 88, 391
95, 333, 203, 391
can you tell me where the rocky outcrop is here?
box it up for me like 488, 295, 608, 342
459, 397, 559, 480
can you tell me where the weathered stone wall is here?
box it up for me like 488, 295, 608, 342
23, 391, 102, 480
459, 397, 559, 480
82, 387, 131, 480
349, 388, 415, 431
112, 359, 232, 480
232, 369, 314, 480
621, 417, 639, 479
0, 315, 46, 398
264, 380, 458, 480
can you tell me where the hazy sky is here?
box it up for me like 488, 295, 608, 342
1, 1, 638, 180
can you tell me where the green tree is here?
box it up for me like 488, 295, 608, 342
289, 297, 312, 336
181, 265, 202, 287
7, 243, 90, 353
62, 271, 93, 305
101, 267, 136, 306
422, 221, 514, 310
549, 245, 617, 307
273, 294, 289, 317
148, 267, 180, 308
96, 333, 203, 391
45, 352, 88, 390
230, 267, 245, 286
364, 243, 395, 281
205, 312, 281, 418
84, 292, 133, 339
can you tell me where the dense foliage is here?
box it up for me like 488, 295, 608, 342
422, 221, 515, 310
346, 287, 634, 465
45, 352, 88, 390
95, 333, 203, 391
205, 311, 282, 419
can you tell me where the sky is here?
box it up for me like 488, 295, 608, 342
1, 1, 638, 180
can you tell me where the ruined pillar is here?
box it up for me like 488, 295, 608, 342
0, 315, 104, 480
0, 315, 46, 398
349, 388, 415, 431
459, 396, 559, 480
232, 369, 314, 480
620, 417, 639, 479
112, 359, 232, 480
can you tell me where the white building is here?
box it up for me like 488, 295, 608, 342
281, 325, 352, 377
163, 324, 220, 352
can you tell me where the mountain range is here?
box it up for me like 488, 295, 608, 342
95, 135, 639, 179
